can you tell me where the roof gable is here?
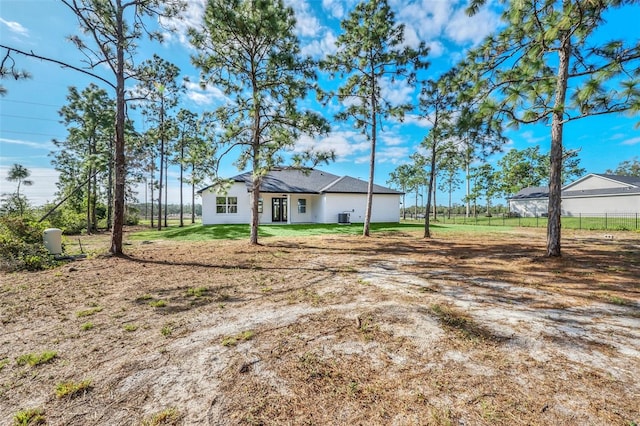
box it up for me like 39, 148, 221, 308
563, 173, 639, 191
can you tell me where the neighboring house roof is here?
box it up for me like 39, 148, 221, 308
199, 168, 403, 195
508, 174, 640, 200
509, 186, 549, 200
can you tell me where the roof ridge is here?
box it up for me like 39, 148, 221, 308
318, 175, 347, 192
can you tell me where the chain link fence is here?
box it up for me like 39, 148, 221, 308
434, 212, 640, 231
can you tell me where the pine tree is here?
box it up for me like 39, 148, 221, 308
320, 0, 428, 236
461, 0, 640, 256
191, 0, 330, 245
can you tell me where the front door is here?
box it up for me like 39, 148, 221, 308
271, 198, 288, 222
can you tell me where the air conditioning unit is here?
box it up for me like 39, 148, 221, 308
338, 212, 351, 224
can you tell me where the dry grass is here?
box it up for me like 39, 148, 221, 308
0, 227, 638, 425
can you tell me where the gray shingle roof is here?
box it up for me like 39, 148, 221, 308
199, 168, 402, 194
593, 174, 640, 187
508, 174, 640, 200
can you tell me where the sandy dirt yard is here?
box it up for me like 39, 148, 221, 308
0, 227, 639, 425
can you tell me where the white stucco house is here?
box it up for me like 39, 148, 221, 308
198, 168, 403, 225
508, 174, 640, 217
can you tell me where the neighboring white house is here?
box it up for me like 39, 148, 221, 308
198, 168, 403, 225
508, 174, 640, 217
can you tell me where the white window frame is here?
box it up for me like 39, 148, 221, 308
216, 196, 238, 214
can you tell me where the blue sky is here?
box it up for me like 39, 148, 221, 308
1, 0, 639, 207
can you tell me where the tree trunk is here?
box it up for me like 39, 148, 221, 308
179, 140, 184, 227
157, 96, 164, 231
249, 74, 261, 245
424, 144, 437, 238
150, 162, 155, 229
363, 74, 377, 237
402, 190, 406, 220
547, 31, 571, 257
465, 148, 471, 218
191, 162, 196, 224
109, 1, 125, 255
106, 131, 113, 230
432, 178, 437, 221
164, 151, 168, 227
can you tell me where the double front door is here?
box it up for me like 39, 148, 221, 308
272, 197, 288, 222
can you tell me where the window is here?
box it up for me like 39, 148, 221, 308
297, 198, 307, 214
216, 196, 237, 214
258, 198, 263, 213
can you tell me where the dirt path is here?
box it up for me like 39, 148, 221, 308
1, 229, 638, 425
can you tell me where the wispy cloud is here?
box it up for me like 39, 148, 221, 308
0, 137, 53, 150
621, 136, 640, 146
0, 17, 29, 37
184, 80, 227, 105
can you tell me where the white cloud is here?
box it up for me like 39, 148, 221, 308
301, 30, 338, 58
380, 134, 405, 147
519, 130, 547, 145
621, 136, 640, 146
285, 0, 322, 37
322, 0, 349, 19
426, 40, 445, 58
294, 131, 370, 161
396, 0, 453, 43
402, 114, 432, 128
184, 80, 227, 105
160, 0, 206, 47
0, 137, 53, 150
380, 77, 416, 106
377, 146, 409, 164
445, 6, 500, 46
0, 17, 29, 37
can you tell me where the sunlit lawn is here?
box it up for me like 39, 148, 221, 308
128, 221, 514, 241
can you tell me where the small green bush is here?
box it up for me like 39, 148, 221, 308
13, 407, 46, 425
0, 216, 57, 272
40, 205, 87, 235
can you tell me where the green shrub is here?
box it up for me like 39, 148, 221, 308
42, 207, 86, 235
0, 216, 58, 272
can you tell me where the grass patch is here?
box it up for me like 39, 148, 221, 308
76, 306, 103, 318
129, 222, 444, 242
55, 380, 92, 399
0, 358, 9, 371
123, 324, 138, 332
221, 330, 255, 347
186, 286, 208, 297
149, 300, 167, 308
81, 322, 94, 331
141, 408, 180, 426
161, 324, 172, 337
15, 351, 57, 367
13, 408, 46, 425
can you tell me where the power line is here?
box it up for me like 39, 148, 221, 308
1, 98, 62, 108
1, 114, 60, 122
0, 129, 63, 138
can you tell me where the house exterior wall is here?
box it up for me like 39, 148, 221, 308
202, 188, 401, 225
562, 194, 640, 215
509, 194, 640, 216
565, 175, 629, 191
201, 183, 251, 224
319, 193, 400, 223
509, 198, 549, 217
